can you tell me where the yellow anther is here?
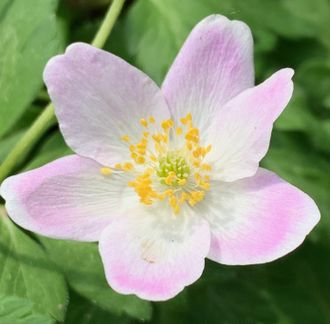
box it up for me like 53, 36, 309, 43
152, 134, 162, 143
188, 128, 199, 136
186, 113, 192, 121
193, 160, 201, 168
121, 135, 130, 142
100, 167, 112, 176
204, 175, 210, 182
161, 119, 174, 131
114, 163, 122, 169
145, 168, 154, 176
158, 193, 166, 201
206, 144, 212, 153
129, 145, 136, 152
136, 156, 145, 164
176, 127, 183, 135
179, 192, 190, 203
150, 154, 158, 162
141, 198, 153, 205
188, 191, 205, 206
143, 131, 149, 137
193, 147, 202, 158
131, 152, 138, 159
161, 134, 169, 143
149, 116, 155, 123
140, 118, 148, 127
122, 162, 134, 171
164, 189, 174, 196
161, 120, 169, 130
169, 195, 177, 207
178, 178, 187, 186
137, 148, 146, 155
180, 112, 192, 125
165, 175, 175, 185
186, 142, 193, 151
173, 204, 180, 215
200, 182, 210, 190
180, 118, 188, 125
194, 173, 202, 183
137, 142, 147, 149
201, 164, 212, 171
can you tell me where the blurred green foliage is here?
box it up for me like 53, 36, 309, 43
0, 0, 329, 323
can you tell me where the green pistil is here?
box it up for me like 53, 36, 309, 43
157, 153, 190, 186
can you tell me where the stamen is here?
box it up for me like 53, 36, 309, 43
136, 156, 146, 164
116, 112, 213, 214
100, 167, 112, 176
176, 127, 183, 135
140, 118, 148, 127
122, 162, 134, 171
121, 135, 130, 142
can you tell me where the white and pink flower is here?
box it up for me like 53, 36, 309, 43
0, 15, 320, 301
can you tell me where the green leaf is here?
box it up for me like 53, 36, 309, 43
0, 130, 25, 164
64, 290, 134, 324
215, 0, 329, 42
152, 243, 330, 324
275, 85, 316, 132
24, 131, 72, 171
124, 0, 218, 84
151, 260, 279, 324
283, 0, 330, 49
39, 237, 152, 321
0, 208, 68, 321
239, 243, 330, 324
0, 0, 63, 139
0, 295, 54, 324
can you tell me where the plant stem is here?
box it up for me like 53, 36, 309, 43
0, 0, 126, 183
92, 0, 126, 49
0, 103, 55, 182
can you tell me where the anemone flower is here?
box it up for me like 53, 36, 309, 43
1, 15, 320, 301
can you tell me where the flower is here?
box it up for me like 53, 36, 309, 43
0, 15, 320, 301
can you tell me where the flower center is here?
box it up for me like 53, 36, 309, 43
99, 113, 212, 215
157, 153, 190, 186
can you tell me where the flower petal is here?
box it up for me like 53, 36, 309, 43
99, 207, 210, 301
0, 155, 135, 241
162, 14, 254, 130
200, 168, 320, 265
44, 43, 170, 166
206, 68, 294, 182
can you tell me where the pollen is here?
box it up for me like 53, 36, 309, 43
121, 135, 130, 142
100, 167, 112, 176
176, 127, 183, 135
140, 118, 148, 127
122, 162, 134, 171
114, 112, 213, 214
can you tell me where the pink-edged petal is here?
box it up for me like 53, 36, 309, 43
162, 14, 254, 130
99, 207, 210, 301
206, 68, 294, 182
200, 168, 320, 265
0, 155, 135, 241
44, 43, 170, 166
